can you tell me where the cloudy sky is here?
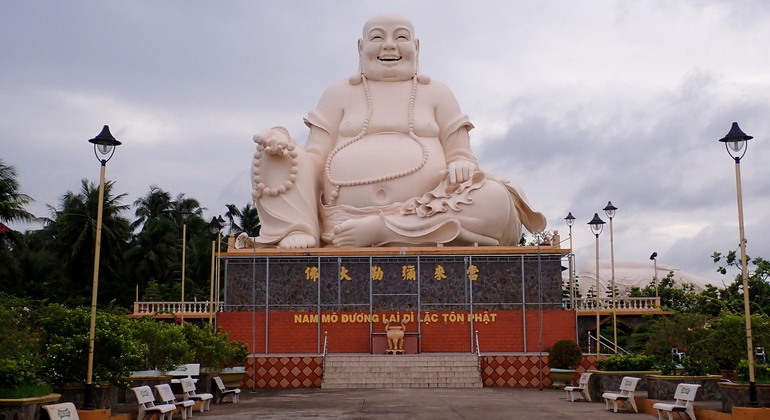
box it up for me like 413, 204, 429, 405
3, 0, 769, 283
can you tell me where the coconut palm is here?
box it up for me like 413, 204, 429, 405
0, 159, 36, 225
132, 185, 173, 232
0, 159, 37, 293
224, 203, 260, 237
124, 217, 179, 301
46, 179, 131, 304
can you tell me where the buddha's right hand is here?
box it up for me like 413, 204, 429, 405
253, 126, 294, 156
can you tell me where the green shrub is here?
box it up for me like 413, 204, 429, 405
129, 318, 191, 371
597, 353, 657, 371
547, 340, 583, 369
0, 294, 49, 397
182, 324, 230, 369
736, 359, 770, 384
225, 340, 249, 367
39, 304, 143, 386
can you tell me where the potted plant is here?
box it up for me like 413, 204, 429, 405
219, 340, 249, 389
547, 340, 582, 388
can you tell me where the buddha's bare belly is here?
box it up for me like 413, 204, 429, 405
324, 133, 447, 207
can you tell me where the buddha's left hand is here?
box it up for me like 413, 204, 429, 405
447, 160, 477, 185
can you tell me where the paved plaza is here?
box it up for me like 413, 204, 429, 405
194, 387, 654, 420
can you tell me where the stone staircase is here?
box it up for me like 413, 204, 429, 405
321, 354, 483, 389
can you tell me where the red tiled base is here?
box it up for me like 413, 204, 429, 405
481, 355, 598, 387
245, 354, 597, 389
245, 356, 323, 388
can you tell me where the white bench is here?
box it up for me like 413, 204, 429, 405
564, 372, 592, 402
42, 402, 80, 420
214, 375, 242, 404
132, 385, 177, 420
601, 376, 640, 413
653, 383, 701, 420
156, 383, 194, 420
181, 377, 213, 412
166, 363, 200, 384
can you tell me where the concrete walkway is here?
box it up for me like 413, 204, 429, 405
194, 387, 654, 420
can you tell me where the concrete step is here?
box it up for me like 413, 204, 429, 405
321, 354, 482, 389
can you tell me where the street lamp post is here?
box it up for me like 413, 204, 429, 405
208, 217, 222, 324
85, 125, 121, 409
649, 252, 658, 297
603, 201, 618, 354
564, 213, 576, 309
718, 121, 757, 407
588, 213, 605, 356
214, 215, 226, 325
179, 208, 191, 323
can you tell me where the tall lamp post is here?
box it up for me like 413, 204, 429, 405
179, 208, 191, 323
208, 217, 222, 324
718, 121, 757, 407
564, 213, 576, 309
214, 215, 226, 324
588, 213, 605, 355
649, 252, 658, 297
85, 125, 121, 408
603, 201, 618, 354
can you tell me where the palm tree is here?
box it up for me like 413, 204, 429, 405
239, 204, 260, 237
224, 203, 243, 234
0, 159, 37, 293
124, 217, 179, 299
0, 159, 36, 225
132, 185, 173, 232
170, 193, 204, 226
46, 179, 131, 304
224, 203, 260, 237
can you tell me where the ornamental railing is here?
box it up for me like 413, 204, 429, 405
132, 301, 221, 317
562, 296, 661, 312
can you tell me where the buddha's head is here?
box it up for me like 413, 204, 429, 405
356, 14, 420, 82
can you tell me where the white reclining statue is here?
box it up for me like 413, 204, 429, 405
239, 13, 546, 249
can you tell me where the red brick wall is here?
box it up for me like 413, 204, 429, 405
219, 310, 576, 354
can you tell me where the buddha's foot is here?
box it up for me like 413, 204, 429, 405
331, 215, 388, 247
278, 232, 318, 248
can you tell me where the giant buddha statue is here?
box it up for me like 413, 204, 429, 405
238, 13, 546, 249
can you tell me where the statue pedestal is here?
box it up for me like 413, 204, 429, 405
372, 332, 419, 354
220, 245, 569, 354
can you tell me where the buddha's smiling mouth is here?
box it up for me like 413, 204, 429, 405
378, 55, 402, 62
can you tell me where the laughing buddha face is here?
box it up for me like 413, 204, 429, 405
358, 14, 419, 82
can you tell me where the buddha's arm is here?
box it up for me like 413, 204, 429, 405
304, 82, 347, 180
430, 81, 478, 183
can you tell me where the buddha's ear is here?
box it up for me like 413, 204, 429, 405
414, 38, 430, 84
349, 39, 364, 85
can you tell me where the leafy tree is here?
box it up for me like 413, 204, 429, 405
124, 217, 178, 299
0, 160, 37, 293
45, 179, 131, 305
224, 203, 260, 236
131, 185, 173, 232
629, 271, 701, 312
712, 251, 770, 316
0, 159, 36, 225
